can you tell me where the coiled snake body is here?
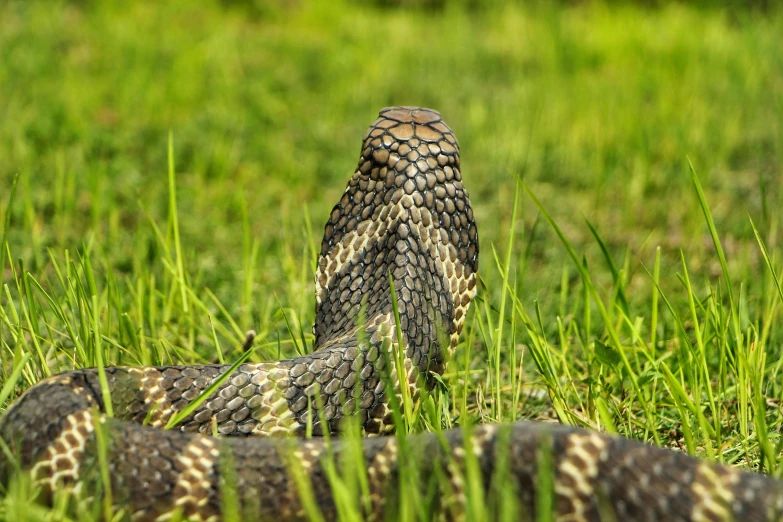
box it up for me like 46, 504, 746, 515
1, 107, 783, 521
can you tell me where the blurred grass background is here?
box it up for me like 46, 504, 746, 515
3, 0, 782, 311
2, 0, 783, 513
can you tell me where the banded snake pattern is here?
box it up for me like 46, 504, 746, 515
1, 107, 782, 521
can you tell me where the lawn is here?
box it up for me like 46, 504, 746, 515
1, 0, 783, 519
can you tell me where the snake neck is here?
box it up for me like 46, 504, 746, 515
313, 106, 479, 380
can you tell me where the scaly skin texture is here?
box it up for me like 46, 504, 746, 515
2, 107, 783, 521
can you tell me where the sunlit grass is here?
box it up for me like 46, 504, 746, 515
1, 0, 783, 520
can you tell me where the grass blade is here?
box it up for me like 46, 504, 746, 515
164, 332, 256, 429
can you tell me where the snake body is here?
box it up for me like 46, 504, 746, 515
1, 107, 783, 521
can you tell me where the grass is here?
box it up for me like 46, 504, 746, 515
1, 0, 783, 519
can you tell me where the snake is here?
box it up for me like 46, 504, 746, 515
1, 106, 783, 521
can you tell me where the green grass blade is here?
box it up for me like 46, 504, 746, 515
0, 353, 31, 408
0, 172, 20, 282
688, 160, 740, 345
164, 334, 256, 429
168, 133, 189, 315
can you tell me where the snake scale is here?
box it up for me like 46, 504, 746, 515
1, 107, 783, 521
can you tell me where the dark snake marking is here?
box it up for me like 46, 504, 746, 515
1, 107, 783, 521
